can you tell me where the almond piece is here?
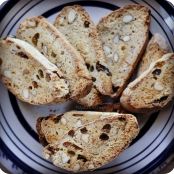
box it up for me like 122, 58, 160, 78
154, 82, 163, 91
103, 45, 111, 56
68, 10, 77, 24
75, 120, 82, 128
73, 163, 80, 171
122, 36, 130, 42
22, 89, 29, 99
61, 152, 70, 164
113, 34, 119, 44
81, 134, 89, 143
4, 70, 12, 78
113, 52, 119, 62
123, 15, 134, 23
88, 164, 95, 169
60, 117, 67, 125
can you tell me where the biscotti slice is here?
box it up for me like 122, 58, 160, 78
0, 37, 69, 105
137, 33, 169, 76
120, 53, 174, 113
97, 4, 150, 97
54, 5, 113, 105
43, 114, 139, 172
16, 16, 92, 100
36, 111, 125, 146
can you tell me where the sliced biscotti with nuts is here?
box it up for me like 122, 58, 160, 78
36, 111, 125, 146
43, 114, 139, 172
120, 53, 174, 113
137, 33, 169, 76
0, 37, 69, 105
97, 4, 150, 97
54, 5, 113, 105
16, 16, 92, 100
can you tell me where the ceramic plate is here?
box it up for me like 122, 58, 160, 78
0, 0, 174, 174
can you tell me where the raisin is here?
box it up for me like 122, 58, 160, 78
80, 127, 88, 134
68, 130, 75, 137
84, 21, 90, 28
32, 33, 39, 46
92, 77, 96, 82
153, 96, 168, 103
102, 124, 111, 133
53, 115, 63, 123
152, 69, 161, 76
118, 117, 126, 122
0, 58, 2, 66
77, 154, 87, 162
45, 73, 51, 82
85, 63, 94, 72
51, 51, 57, 57
63, 142, 71, 147
68, 150, 75, 156
99, 133, 109, 140
112, 85, 119, 93
32, 81, 38, 88
96, 61, 111, 76
17, 52, 29, 59
38, 69, 44, 78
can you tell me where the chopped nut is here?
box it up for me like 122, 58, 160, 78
22, 89, 29, 99
75, 120, 82, 128
154, 82, 163, 91
88, 164, 95, 169
81, 134, 89, 143
113, 34, 119, 44
60, 117, 67, 125
103, 45, 111, 56
61, 152, 70, 164
32, 81, 38, 88
73, 163, 80, 171
4, 70, 12, 78
122, 35, 130, 42
68, 10, 77, 24
123, 15, 134, 23
113, 52, 119, 62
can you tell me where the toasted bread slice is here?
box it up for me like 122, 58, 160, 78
54, 5, 113, 105
120, 53, 174, 113
97, 4, 150, 97
137, 33, 169, 76
43, 114, 139, 172
0, 37, 69, 104
16, 16, 92, 100
36, 111, 124, 146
